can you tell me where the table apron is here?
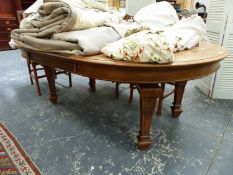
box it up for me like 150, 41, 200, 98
27, 51, 221, 84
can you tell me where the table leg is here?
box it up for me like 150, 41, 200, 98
136, 84, 161, 150
27, 60, 33, 85
89, 78, 96, 91
115, 82, 120, 98
31, 62, 42, 96
171, 81, 187, 118
44, 66, 57, 104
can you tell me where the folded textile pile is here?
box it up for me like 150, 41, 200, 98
11, 0, 121, 55
11, 1, 207, 64
101, 2, 206, 63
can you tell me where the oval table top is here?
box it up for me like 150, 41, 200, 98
24, 42, 228, 83
70, 42, 227, 67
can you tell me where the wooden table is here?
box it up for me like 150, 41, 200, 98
21, 42, 228, 150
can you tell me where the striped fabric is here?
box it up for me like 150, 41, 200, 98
0, 143, 19, 175
0, 123, 41, 175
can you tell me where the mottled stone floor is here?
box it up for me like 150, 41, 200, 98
0, 50, 233, 175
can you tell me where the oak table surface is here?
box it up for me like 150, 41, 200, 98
21, 42, 228, 150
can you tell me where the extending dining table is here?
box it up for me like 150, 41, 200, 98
21, 42, 228, 150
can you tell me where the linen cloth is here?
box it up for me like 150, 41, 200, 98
11, 0, 207, 63
164, 15, 206, 52
101, 4, 206, 63
11, 0, 120, 54
53, 27, 121, 55
101, 30, 174, 63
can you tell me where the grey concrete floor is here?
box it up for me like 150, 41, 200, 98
0, 49, 233, 175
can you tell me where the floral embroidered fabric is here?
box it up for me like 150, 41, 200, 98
102, 30, 174, 63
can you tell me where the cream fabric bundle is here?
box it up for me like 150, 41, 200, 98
101, 6, 206, 64
164, 15, 206, 52
134, 1, 179, 30
101, 15, 206, 63
53, 27, 120, 55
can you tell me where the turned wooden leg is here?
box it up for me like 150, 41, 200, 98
68, 72, 72, 87
89, 78, 96, 91
136, 84, 161, 150
44, 66, 58, 104
27, 60, 33, 85
157, 83, 165, 116
115, 82, 119, 98
53, 69, 57, 79
31, 62, 42, 96
128, 83, 134, 103
171, 81, 187, 118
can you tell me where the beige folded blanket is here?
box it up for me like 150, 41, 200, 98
11, 0, 120, 54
